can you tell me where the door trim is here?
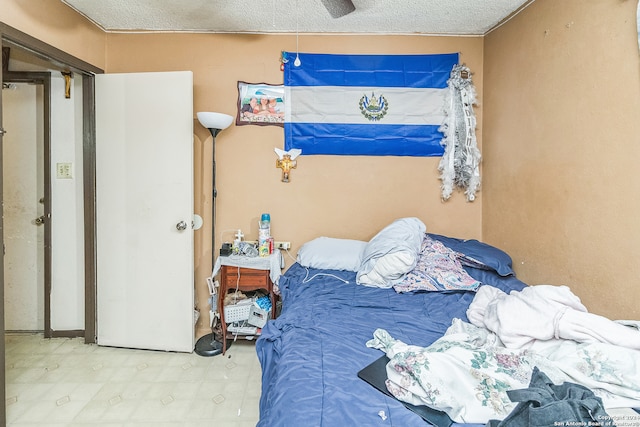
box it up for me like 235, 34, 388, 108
0, 28, 6, 427
1, 22, 103, 343
0, 23, 102, 75
82, 73, 97, 344
1, 27, 104, 427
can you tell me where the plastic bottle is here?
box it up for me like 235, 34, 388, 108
233, 229, 243, 254
259, 213, 271, 234
258, 213, 271, 257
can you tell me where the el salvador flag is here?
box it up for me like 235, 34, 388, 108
283, 52, 459, 156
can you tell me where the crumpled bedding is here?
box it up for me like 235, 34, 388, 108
367, 284, 640, 424
367, 319, 640, 424
467, 284, 640, 350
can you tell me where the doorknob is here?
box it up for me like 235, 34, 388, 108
192, 214, 203, 230
176, 221, 188, 231
34, 215, 45, 225
0, 128, 6, 136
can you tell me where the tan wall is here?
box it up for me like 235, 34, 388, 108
7, 0, 638, 330
483, 0, 640, 319
103, 33, 484, 336
0, 0, 105, 69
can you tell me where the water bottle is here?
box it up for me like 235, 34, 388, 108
259, 213, 271, 235
258, 213, 271, 257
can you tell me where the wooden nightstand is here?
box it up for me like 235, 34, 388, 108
218, 264, 277, 355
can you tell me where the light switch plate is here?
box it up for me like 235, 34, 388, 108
56, 162, 73, 179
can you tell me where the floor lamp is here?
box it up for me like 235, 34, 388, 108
194, 111, 234, 357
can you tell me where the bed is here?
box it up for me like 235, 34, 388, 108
256, 223, 528, 427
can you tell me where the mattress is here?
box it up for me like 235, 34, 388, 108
256, 234, 527, 427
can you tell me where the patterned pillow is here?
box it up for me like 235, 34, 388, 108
428, 233, 514, 277
393, 234, 481, 292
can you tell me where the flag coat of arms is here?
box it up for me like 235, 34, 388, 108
283, 52, 459, 156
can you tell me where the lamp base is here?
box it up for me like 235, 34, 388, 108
194, 333, 232, 357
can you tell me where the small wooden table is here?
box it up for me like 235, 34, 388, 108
218, 264, 277, 355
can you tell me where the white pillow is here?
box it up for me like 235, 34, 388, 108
297, 237, 367, 272
357, 217, 426, 288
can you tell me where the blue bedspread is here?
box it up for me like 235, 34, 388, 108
256, 236, 527, 427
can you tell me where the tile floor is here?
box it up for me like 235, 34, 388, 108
5, 333, 262, 426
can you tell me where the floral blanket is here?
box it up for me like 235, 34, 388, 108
367, 319, 640, 424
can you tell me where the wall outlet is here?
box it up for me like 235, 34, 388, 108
245, 240, 291, 250
275, 241, 291, 250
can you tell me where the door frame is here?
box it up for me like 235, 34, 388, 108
1, 21, 103, 426
2, 71, 51, 336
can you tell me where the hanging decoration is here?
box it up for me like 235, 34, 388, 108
61, 71, 73, 99
274, 147, 301, 182
438, 64, 481, 202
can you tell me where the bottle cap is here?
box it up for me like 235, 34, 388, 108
261, 213, 270, 222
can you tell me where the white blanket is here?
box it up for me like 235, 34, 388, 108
467, 284, 640, 350
367, 319, 640, 424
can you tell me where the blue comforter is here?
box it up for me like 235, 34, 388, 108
256, 235, 527, 427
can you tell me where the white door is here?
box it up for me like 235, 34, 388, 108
2, 83, 45, 331
95, 71, 194, 352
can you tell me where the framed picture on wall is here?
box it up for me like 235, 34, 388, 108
236, 81, 285, 127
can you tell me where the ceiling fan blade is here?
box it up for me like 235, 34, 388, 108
320, 0, 356, 18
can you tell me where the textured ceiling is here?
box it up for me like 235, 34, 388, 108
61, 0, 533, 36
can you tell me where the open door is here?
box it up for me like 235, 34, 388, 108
95, 71, 194, 352
2, 80, 46, 333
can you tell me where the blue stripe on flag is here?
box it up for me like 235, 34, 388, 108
285, 123, 445, 156
283, 52, 459, 156
284, 52, 458, 88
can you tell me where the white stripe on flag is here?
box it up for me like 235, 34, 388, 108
284, 86, 447, 125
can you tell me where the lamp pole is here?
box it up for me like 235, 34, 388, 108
210, 128, 222, 266
194, 112, 233, 357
